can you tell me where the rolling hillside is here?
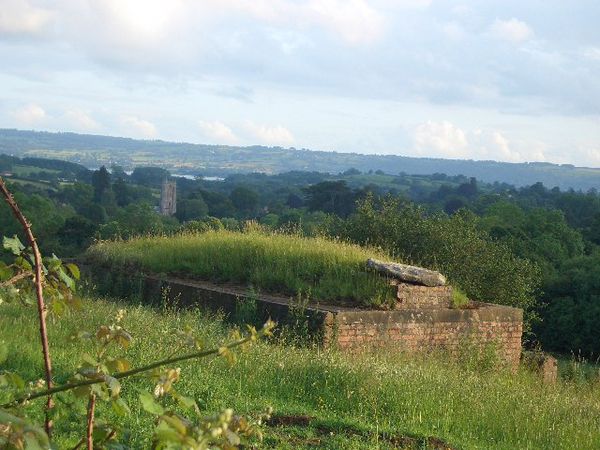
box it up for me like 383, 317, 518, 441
1, 128, 599, 191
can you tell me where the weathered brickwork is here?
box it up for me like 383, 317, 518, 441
85, 266, 524, 370
325, 306, 523, 369
394, 282, 453, 309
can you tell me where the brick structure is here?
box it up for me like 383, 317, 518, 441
324, 305, 523, 369
394, 282, 453, 309
86, 267, 524, 370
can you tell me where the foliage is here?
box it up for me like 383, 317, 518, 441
229, 186, 259, 216
86, 229, 397, 308
537, 253, 600, 355
329, 196, 541, 325
451, 287, 469, 308
0, 179, 274, 449
2, 151, 600, 355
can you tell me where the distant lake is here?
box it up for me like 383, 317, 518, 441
119, 170, 224, 182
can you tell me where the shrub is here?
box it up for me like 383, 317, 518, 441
329, 196, 541, 327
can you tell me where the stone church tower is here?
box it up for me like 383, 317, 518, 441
160, 179, 177, 216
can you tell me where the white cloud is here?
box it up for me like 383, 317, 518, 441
414, 121, 546, 162
64, 109, 100, 131
0, 0, 53, 36
442, 22, 466, 41
584, 147, 600, 167
488, 18, 533, 44
582, 47, 600, 62
198, 120, 238, 144
306, 0, 385, 45
244, 121, 295, 146
471, 129, 524, 162
120, 116, 157, 139
12, 104, 46, 125
414, 120, 468, 158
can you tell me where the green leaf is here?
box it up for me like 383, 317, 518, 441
106, 358, 131, 373
82, 353, 99, 366
14, 256, 32, 271
174, 393, 197, 410
0, 262, 13, 282
3, 235, 25, 256
111, 398, 131, 417
139, 391, 165, 415
65, 263, 81, 280
154, 420, 181, 442
57, 267, 75, 292
105, 376, 121, 398
0, 341, 8, 365
23, 435, 45, 450
44, 255, 61, 271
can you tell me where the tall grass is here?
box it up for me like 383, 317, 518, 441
86, 230, 396, 308
3, 298, 600, 449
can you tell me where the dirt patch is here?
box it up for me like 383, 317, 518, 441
266, 414, 456, 449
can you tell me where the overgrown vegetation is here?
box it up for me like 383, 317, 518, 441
3, 151, 600, 354
0, 178, 274, 449
86, 229, 397, 308
329, 196, 540, 326
3, 297, 600, 449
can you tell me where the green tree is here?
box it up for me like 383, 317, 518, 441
304, 181, 355, 217
91, 166, 111, 203
332, 196, 540, 327
230, 186, 259, 216
176, 197, 209, 222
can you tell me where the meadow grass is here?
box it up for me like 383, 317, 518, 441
2, 297, 600, 449
86, 230, 397, 308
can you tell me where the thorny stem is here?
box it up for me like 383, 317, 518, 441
0, 176, 54, 436
86, 394, 96, 450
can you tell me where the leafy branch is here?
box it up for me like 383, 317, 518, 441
3, 321, 275, 408
0, 176, 55, 436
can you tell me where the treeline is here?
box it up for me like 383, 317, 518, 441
1, 159, 599, 356
3, 128, 600, 190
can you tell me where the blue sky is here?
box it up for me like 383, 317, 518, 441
1, 0, 599, 165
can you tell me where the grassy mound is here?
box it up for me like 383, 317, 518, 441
87, 230, 397, 308
3, 298, 600, 449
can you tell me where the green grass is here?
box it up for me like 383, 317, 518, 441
451, 287, 470, 308
2, 298, 600, 449
86, 230, 397, 308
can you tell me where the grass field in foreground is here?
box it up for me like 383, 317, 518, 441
86, 230, 397, 308
2, 297, 600, 449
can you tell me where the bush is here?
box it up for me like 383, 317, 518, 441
329, 196, 541, 327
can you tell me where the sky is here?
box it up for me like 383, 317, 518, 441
1, 0, 599, 166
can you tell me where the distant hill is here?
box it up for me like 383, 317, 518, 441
1, 128, 598, 191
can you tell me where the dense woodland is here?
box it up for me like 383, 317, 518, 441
1, 153, 599, 357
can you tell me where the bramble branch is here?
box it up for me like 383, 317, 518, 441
3, 324, 273, 408
0, 176, 54, 436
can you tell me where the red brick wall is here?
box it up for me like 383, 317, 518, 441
324, 305, 523, 369
395, 283, 453, 309
84, 266, 524, 370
